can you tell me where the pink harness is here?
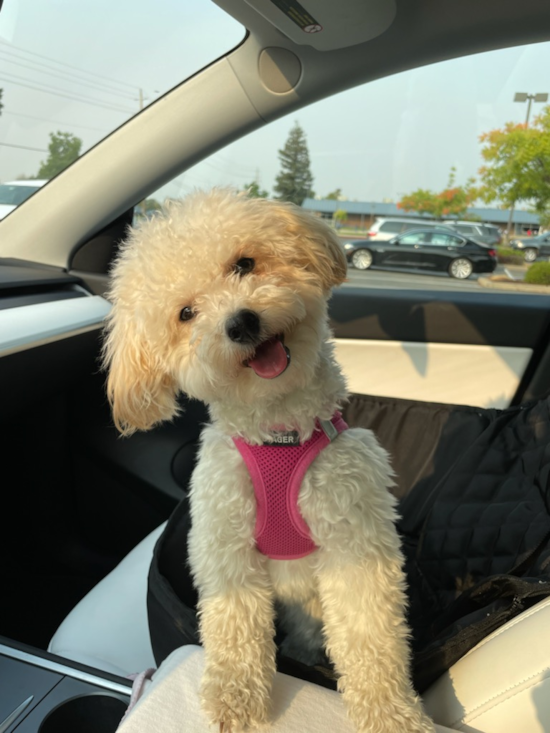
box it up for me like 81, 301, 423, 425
233, 413, 348, 560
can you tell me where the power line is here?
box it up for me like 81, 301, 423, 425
0, 73, 135, 114
0, 39, 137, 92
0, 69, 134, 110
209, 152, 259, 176
4, 109, 108, 134
0, 142, 47, 152
0, 49, 137, 100
203, 159, 257, 179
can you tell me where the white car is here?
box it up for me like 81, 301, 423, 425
0, 180, 48, 219
366, 216, 443, 240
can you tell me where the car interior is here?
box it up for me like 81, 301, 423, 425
1, 0, 550, 731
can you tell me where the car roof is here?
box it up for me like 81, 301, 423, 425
399, 227, 460, 234
2, 180, 49, 187
450, 221, 496, 228
375, 217, 443, 225
1, 0, 549, 267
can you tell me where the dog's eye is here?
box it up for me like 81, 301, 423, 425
179, 306, 195, 322
233, 257, 255, 276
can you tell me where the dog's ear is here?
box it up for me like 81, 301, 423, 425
284, 206, 348, 290
102, 312, 179, 436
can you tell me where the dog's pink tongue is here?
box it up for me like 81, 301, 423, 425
248, 336, 290, 379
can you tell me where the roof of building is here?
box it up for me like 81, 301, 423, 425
301, 199, 540, 226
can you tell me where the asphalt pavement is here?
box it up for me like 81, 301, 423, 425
342, 263, 528, 293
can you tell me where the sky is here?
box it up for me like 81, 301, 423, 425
1, 0, 550, 206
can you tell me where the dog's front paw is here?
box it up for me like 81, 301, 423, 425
346, 693, 435, 733
361, 707, 435, 733
201, 665, 272, 732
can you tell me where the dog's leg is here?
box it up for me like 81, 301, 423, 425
197, 582, 276, 732
188, 434, 277, 732
316, 551, 434, 733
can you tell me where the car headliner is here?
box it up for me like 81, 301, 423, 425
1, 0, 550, 268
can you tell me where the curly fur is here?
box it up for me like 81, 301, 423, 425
103, 188, 434, 732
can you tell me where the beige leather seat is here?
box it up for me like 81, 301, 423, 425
49, 527, 550, 731
422, 596, 550, 731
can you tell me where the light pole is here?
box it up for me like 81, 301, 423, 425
514, 92, 549, 128
506, 92, 549, 237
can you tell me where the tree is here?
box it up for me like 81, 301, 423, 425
326, 188, 343, 200
333, 208, 347, 227
397, 168, 478, 219
37, 131, 82, 178
397, 188, 440, 218
478, 108, 550, 231
537, 207, 550, 231
135, 198, 162, 220
273, 121, 314, 206
243, 181, 269, 198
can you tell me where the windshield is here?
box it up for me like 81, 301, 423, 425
0, 182, 39, 204
0, 1, 244, 184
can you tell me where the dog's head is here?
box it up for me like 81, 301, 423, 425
103, 188, 346, 434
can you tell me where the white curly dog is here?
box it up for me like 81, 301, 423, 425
103, 189, 434, 733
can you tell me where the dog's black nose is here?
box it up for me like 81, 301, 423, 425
226, 309, 261, 344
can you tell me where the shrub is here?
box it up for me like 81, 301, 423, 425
524, 262, 550, 286
496, 246, 524, 265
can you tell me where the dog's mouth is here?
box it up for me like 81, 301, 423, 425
244, 334, 290, 379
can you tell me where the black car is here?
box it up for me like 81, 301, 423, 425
510, 232, 550, 262
344, 228, 498, 279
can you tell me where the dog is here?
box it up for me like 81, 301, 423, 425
103, 188, 434, 733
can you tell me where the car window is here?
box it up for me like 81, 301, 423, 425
0, 16, 550, 292
0, 184, 39, 205
454, 225, 475, 235
379, 222, 403, 233
430, 233, 464, 246
399, 232, 430, 244
0, 1, 244, 186
401, 222, 433, 232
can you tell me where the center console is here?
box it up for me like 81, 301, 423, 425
0, 638, 131, 733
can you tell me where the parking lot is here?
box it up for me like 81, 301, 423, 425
343, 263, 527, 292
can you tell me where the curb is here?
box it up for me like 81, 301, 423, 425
478, 277, 550, 294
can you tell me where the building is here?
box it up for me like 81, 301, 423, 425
301, 198, 540, 235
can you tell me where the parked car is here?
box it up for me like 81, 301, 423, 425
344, 228, 498, 278
0, 180, 48, 219
510, 231, 550, 261
365, 216, 444, 240
444, 221, 502, 246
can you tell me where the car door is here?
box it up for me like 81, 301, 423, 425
378, 231, 430, 269
539, 234, 550, 256
417, 231, 466, 271
329, 285, 550, 411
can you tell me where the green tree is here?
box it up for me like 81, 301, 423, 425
243, 181, 269, 198
273, 121, 314, 206
37, 131, 82, 178
135, 198, 162, 220
326, 188, 343, 200
537, 207, 550, 230
398, 168, 478, 218
478, 108, 550, 231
